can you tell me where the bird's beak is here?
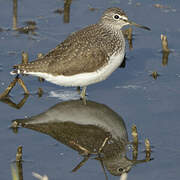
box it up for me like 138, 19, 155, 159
127, 20, 151, 31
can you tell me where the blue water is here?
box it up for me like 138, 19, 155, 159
0, 0, 180, 179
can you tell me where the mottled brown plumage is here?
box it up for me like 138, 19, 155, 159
11, 7, 150, 99
13, 7, 127, 76
13, 25, 122, 75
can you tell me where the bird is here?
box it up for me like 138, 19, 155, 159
11, 7, 150, 101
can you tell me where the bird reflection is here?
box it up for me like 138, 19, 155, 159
12, 100, 152, 178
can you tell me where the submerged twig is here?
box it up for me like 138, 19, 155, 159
131, 125, 138, 144
14, 146, 24, 180
71, 135, 110, 175
64, 0, 72, 23
161, 34, 170, 52
161, 34, 170, 66
0, 94, 29, 109
71, 156, 90, 172
0, 77, 18, 99
98, 136, 110, 153
54, 8, 64, 14
11, 164, 19, 180
38, 88, 43, 97
145, 138, 151, 160
12, 0, 18, 30
17, 78, 29, 94
131, 125, 138, 160
88, 5, 99, 12
0, 76, 29, 100
16, 146, 23, 162
151, 71, 159, 80
98, 153, 108, 180
11, 121, 19, 133
69, 140, 90, 155
123, 28, 133, 50
162, 51, 170, 66
21, 52, 28, 64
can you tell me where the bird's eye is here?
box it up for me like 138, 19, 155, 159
114, 14, 120, 20
117, 168, 124, 172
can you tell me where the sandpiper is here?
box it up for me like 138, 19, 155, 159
11, 7, 150, 100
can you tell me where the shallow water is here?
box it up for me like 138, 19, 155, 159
0, 0, 180, 180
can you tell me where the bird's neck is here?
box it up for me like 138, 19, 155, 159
96, 23, 125, 56
98, 21, 124, 35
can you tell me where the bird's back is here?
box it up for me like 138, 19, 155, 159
12, 23, 125, 76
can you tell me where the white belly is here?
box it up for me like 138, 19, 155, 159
26, 52, 125, 87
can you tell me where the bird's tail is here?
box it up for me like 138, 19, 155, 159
10, 59, 49, 75
10, 65, 22, 75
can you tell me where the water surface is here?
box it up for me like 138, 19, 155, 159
0, 0, 180, 179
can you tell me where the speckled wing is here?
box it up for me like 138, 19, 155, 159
13, 47, 108, 76
13, 29, 109, 76
46, 46, 109, 76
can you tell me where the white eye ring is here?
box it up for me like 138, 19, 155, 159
113, 14, 128, 21
113, 14, 120, 20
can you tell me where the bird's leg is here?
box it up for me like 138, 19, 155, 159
80, 86, 87, 105
76, 86, 81, 94
80, 87, 87, 98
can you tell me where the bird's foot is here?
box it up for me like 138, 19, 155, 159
80, 87, 87, 105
